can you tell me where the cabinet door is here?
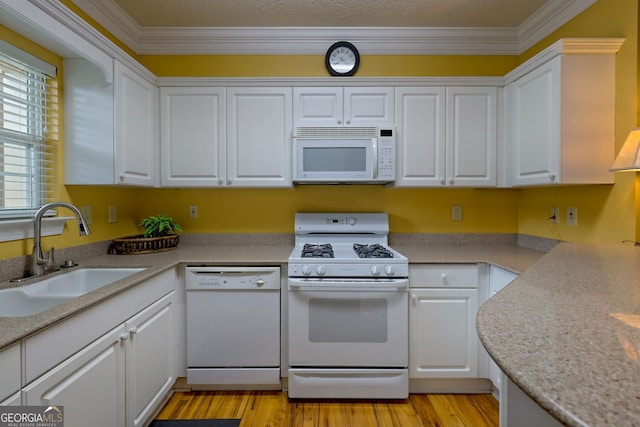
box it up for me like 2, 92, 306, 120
126, 292, 174, 427
227, 87, 293, 187
0, 343, 20, 402
23, 326, 126, 427
114, 60, 157, 186
394, 87, 446, 186
507, 56, 561, 186
160, 87, 226, 187
446, 87, 497, 187
293, 87, 343, 126
344, 87, 394, 126
409, 288, 479, 378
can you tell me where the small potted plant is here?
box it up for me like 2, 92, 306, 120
139, 214, 183, 238
110, 214, 182, 254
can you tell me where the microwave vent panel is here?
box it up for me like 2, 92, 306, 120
294, 126, 377, 139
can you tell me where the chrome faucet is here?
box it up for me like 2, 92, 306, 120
27, 202, 91, 277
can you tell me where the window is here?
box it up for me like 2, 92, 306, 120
0, 48, 57, 218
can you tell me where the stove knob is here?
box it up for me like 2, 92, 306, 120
370, 265, 381, 276
384, 265, 395, 276
315, 265, 326, 276
302, 265, 312, 276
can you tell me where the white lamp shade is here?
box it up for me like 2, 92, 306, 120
610, 128, 640, 171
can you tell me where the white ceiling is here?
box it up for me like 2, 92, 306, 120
108, 0, 547, 28
69, 0, 598, 55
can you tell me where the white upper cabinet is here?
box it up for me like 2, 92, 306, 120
160, 87, 226, 187
504, 38, 623, 187
293, 87, 394, 127
394, 86, 497, 187
65, 58, 157, 186
114, 60, 157, 186
227, 87, 293, 187
446, 87, 497, 187
394, 87, 446, 186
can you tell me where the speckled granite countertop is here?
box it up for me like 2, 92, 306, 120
0, 241, 543, 351
477, 242, 640, 427
0, 244, 293, 349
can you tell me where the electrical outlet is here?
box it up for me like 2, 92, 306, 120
451, 205, 463, 221
80, 206, 92, 225
189, 205, 198, 219
550, 207, 559, 224
108, 205, 117, 223
566, 207, 577, 226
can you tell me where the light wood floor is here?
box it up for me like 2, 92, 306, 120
155, 391, 499, 427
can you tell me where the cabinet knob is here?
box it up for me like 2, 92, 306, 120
548, 173, 556, 181
440, 178, 446, 186
120, 332, 129, 341
337, 118, 342, 125
345, 118, 351, 125
448, 178, 454, 185
119, 175, 125, 182
130, 326, 138, 335
411, 294, 417, 301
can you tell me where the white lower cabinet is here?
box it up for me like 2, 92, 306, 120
23, 325, 126, 427
409, 264, 480, 379
0, 343, 21, 404
410, 288, 479, 378
126, 293, 174, 427
23, 292, 173, 427
21, 269, 177, 427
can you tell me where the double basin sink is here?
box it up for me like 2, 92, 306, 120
0, 268, 145, 317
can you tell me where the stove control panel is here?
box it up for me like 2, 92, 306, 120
289, 263, 407, 278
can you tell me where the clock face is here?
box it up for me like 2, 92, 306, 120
326, 42, 359, 76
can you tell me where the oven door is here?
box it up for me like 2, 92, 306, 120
288, 278, 408, 367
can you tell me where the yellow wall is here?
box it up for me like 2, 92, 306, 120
0, 0, 637, 261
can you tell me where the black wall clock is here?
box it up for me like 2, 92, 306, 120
325, 41, 360, 76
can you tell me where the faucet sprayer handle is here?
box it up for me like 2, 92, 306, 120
46, 247, 55, 269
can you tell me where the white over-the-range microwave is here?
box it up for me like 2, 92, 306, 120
292, 126, 396, 184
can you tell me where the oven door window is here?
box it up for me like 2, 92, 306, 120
309, 297, 387, 343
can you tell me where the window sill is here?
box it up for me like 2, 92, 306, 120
0, 217, 74, 243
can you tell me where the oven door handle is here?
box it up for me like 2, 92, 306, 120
289, 279, 408, 292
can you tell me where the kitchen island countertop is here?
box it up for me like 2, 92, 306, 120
477, 242, 640, 427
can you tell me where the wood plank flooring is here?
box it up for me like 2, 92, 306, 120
155, 391, 499, 427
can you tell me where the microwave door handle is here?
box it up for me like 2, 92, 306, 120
372, 139, 378, 179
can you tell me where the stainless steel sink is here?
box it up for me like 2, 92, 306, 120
0, 268, 145, 317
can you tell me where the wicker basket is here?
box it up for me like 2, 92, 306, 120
109, 234, 180, 255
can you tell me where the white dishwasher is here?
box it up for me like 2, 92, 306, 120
185, 266, 281, 390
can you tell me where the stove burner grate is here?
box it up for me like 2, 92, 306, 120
353, 243, 394, 258
302, 243, 334, 258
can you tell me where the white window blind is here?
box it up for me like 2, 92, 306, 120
0, 48, 57, 218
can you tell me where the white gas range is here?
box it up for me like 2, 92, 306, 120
287, 213, 409, 399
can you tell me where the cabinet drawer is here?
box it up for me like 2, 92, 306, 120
409, 264, 478, 288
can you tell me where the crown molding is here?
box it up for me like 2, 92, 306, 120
70, 0, 598, 56
517, 0, 599, 53
155, 76, 506, 87
137, 27, 520, 55
504, 37, 625, 84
